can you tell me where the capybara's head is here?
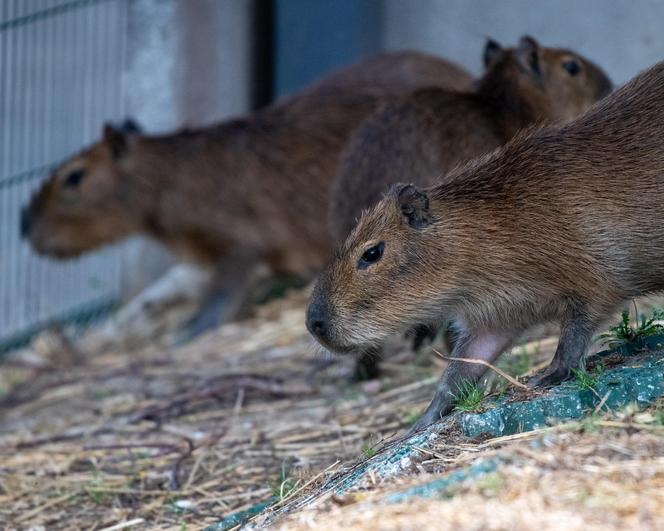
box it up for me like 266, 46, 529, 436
307, 184, 446, 353
481, 35, 612, 123
21, 121, 143, 258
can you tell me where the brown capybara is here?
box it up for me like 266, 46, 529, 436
307, 59, 664, 432
330, 36, 612, 243
329, 36, 612, 379
21, 51, 472, 339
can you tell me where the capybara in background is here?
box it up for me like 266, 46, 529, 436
327, 36, 612, 380
308, 59, 664, 432
331, 36, 612, 242
21, 51, 472, 339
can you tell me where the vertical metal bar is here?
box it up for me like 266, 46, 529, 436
10, 0, 21, 332
118, 0, 130, 283
0, 0, 10, 330
21, 7, 32, 328
38, 1, 52, 324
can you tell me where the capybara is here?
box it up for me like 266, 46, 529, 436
22, 51, 472, 338
331, 36, 612, 242
308, 59, 664, 431
327, 36, 612, 380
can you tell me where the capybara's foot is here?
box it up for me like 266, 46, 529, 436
527, 364, 573, 388
173, 296, 229, 346
352, 350, 382, 382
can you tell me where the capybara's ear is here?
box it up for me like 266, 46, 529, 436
483, 38, 502, 68
516, 35, 541, 77
391, 183, 431, 229
103, 123, 129, 159
121, 118, 142, 134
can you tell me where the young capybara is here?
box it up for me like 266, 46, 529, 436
330, 36, 612, 242
329, 36, 612, 379
21, 51, 472, 338
307, 59, 664, 432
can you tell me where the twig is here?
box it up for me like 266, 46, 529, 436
412, 446, 450, 460
585, 382, 605, 402
0, 361, 152, 409
595, 420, 664, 431
15, 492, 74, 522
98, 519, 145, 531
170, 437, 196, 490
521, 359, 553, 378
17, 425, 116, 449
430, 348, 528, 390
83, 442, 182, 455
632, 299, 639, 333
593, 390, 613, 414
129, 376, 311, 424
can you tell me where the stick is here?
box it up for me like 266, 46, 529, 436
98, 519, 145, 531
170, 437, 195, 490
15, 492, 73, 523
593, 390, 612, 414
430, 348, 529, 390
229, 460, 342, 530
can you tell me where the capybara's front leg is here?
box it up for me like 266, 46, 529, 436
353, 347, 382, 381
408, 329, 513, 434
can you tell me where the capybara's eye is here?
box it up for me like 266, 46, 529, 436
358, 242, 385, 270
64, 169, 86, 188
562, 60, 580, 76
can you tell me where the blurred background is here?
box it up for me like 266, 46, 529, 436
2, 0, 664, 351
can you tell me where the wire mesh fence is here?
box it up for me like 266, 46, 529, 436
0, 0, 133, 351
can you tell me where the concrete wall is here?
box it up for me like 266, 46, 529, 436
126, 0, 253, 131
381, 0, 664, 85
121, 0, 255, 297
274, 0, 381, 97
175, 0, 254, 125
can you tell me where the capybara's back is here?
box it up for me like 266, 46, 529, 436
294, 50, 473, 99
330, 36, 612, 242
22, 51, 473, 269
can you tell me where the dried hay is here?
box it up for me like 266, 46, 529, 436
1, 289, 663, 530
275, 418, 664, 530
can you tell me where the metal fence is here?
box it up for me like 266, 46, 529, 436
0, 0, 132, 350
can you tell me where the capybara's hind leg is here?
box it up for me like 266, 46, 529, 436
528, 303, 600, 388
174, 254, 258, 345
408, 324, 437, 351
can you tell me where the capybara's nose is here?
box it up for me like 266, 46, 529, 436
20, 206, 32, 237
306, 303, 330, 340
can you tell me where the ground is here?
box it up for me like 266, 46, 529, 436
1, 289, 664, 530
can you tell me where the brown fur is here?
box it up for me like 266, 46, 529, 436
331, 36, 612, 242
23, 51, 472, 266
308, 59, 664, 431
22, 51, 471, 329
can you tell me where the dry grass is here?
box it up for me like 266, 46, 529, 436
273, 402, 664, 530
0, 290, 446, 530
1, 290, 663, 530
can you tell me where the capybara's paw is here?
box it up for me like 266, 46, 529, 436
405, 394, 455, 436
352, 355, 381, 382
527, 364, 573, 388
173, 312, 216, 346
